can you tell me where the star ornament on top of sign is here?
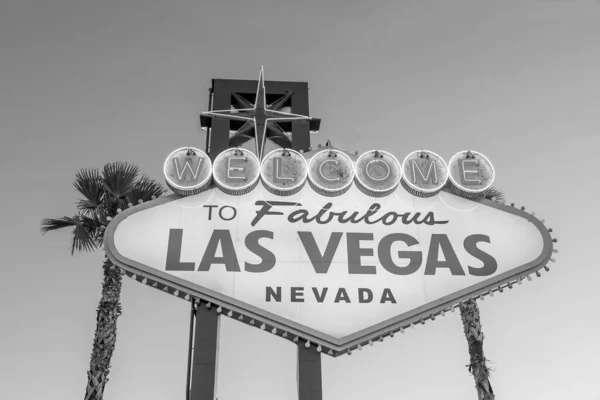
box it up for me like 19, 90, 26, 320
201, 67, 318, 160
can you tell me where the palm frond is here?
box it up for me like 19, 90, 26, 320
74, 168, 104, 216
70, 215, 100, 255
102, 162, 139, 199
126, 175, 166, 204
41, 216, 80, 234
102, 194, 127, 218
41, 215, 100, 254
480, 186, 505, 202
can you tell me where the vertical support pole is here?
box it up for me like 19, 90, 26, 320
208, 80, 233, 161
189, 305, 219, 400
297, 345, 323, 400
186, 302, 196, 400
290, 82, 311, 153
205, 87, 213, 154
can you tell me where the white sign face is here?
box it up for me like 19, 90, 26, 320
106, 184, 553, 353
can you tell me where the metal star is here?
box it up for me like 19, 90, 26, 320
229, 90, 295, 148
201, 67, 316, 160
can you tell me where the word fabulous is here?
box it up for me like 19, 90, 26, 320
163, 147, 495, 198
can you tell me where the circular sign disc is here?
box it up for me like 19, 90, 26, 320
260, 148, 308, 196
354, 150, 402, 197
401, 150, 448, 197
163, 147, 212, 196
447, 150, 495, 197
212, 148, 261, 195
307, 149, 355, 197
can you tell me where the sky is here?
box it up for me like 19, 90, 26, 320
1, 0, 599, 399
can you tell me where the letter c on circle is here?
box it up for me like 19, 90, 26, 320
319, 159, 340, 182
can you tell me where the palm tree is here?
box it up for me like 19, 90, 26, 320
457, 186, 504, 400
41, 162, 166, 400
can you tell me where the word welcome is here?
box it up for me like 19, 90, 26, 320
164, 147, 495, 198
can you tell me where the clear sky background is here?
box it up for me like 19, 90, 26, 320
1, 0, 599, 399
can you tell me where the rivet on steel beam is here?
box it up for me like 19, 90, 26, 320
260, 323, 266, 330
206, 302, 211, 309
305, 341, 311, 348
173, 290, 179, 296
283, 332, 288, 339
293, 336, 299, 343
249, 319, 255, 326
227, 310, 233, 317
216, 306, 222, 313
317, 345, 322, 352
184, 294, 190, 301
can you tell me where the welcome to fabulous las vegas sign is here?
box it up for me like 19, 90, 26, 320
104, 69, 556, 357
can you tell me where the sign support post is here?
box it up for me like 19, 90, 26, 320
186, 302, 195, 400
297, 345, 323, 400
189, 305, 219, 400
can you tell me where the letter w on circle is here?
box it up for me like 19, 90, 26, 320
298, 231, 343, 273
173, 157, 203, 181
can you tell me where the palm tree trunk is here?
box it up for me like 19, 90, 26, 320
459, 299, 495, 400
85, 259, 123, 400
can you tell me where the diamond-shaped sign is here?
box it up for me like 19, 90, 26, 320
105, 182, 553, 356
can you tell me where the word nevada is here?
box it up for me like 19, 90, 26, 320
163, 146, 495, 198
